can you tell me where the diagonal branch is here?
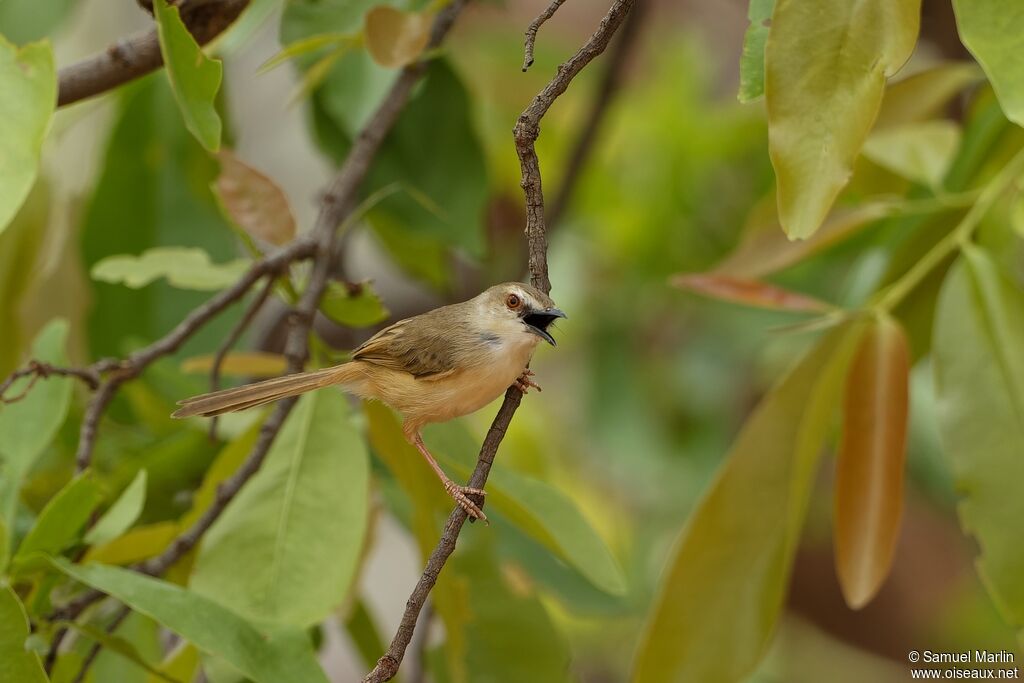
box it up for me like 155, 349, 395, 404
362, 1, 635, 681
57, 0, 249, 107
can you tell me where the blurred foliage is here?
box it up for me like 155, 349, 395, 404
1, 1, 1024, 683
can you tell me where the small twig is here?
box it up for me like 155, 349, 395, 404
363, 2, 635, 681
522, 0, 567, 71
71, 605, 132, 683
57, 0, 249, 107
0, 362, 103, 403
208, 276, 276, 440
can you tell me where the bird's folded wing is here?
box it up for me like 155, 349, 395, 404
353, 318, 458, 380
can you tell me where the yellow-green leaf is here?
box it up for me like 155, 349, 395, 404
0, 37, 55, 237
153, 0, 223, 152
213, 150, 297, 246
834, 314, 909, 609
364, 6, 431, 69
934, 246, 1024, 626
952, 1, 1024, 128
874, 62, 983, 130
631, 320, 865, 683
766, 0, 921, 238
91, 247, 250, 291
180, 351, 288, 378
12, 472, 102, 571
85, 470, 149, 547
0, 586, 47, 682
320, 281, 390, 328
862, 121, 961, 190
737, 0, 774, 103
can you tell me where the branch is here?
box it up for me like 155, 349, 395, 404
44, 0, 471, 647
57, 0, 248, 107
0, 362, 102, 403
522, 0, 567, 72
363, 2, 635, 681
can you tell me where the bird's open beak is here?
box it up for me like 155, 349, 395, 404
522, 307, 567, 346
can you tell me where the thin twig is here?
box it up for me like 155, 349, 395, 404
208, 276, 276, 440
363, 2, 635, 681
0, 362, 103, 403
47, 0, 471, 638
522, 0, 567, 71
57, 0, 248, 107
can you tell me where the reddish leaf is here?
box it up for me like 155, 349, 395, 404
214, 150, 296, 246
364, 6, 431, 69
834, 314, 909, 609
670, 273, 831, 313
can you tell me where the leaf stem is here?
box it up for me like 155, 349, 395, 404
873, 147, 1024, 312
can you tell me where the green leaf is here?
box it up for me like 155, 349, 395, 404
0, 319, 72, 543
152, 0, 223, 152
91, 247, 250, 291
952, 1, 1024, 128
631, 320, 866, 683
81, 76, 241, 359
85, 470, 149, 547
0, 586, 47, 683
862, 120, 961, 189
0, 181, 48, 374
0, 37, 55, 237
737, 0, 774, 103
766, 0, 921, 238
874, 62, 983, 130
320, 281, 390, 328
12, 473, 102, 569
50, 559, 330, 683
423, 422, 627, 596
60, 619, 173, 683
934, 246, 1024, 628
0, 0, 78, 43
190, 391, 370, 627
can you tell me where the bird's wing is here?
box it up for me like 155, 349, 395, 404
352, 316, 459, 379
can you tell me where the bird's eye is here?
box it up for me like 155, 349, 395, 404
506, 293, 521, 309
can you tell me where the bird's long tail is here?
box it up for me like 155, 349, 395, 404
171, 364, 362, 418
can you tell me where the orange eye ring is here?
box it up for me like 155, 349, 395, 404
506, 293, 522, 309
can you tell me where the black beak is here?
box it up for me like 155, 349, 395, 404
523, 307, 567, 346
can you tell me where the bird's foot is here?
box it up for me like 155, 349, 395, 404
514, 368, 542, 394
444, 481, 488, 524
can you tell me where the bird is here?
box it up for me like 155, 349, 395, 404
172, 282, 565, 522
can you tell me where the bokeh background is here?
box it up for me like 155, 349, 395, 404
1, 0, 1018, 681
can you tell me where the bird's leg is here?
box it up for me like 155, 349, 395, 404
410, 432, 488, 523
514, 368, 542, 394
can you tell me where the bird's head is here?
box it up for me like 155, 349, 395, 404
475, 282, 567, 346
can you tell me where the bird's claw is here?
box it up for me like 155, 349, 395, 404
445, 481, 488, 524
514, 368, 542, 394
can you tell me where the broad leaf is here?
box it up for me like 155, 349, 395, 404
85, 470, 149, 547
320, 281, 390, 328
364, 6, 431, 68
671, 273, 831, 313
934, 246, 1024, 626
737, 0, 774, 103
213, 150, 296, 246
952, 1, 1024, 128
13, 472, 102, 568
0, 319, 72, 541
834, 314, 909, 609
190, 391, 369, 627
0, 586, 47, 683
91, 247, 250, 291
61, 619, 171, 682
51, 559, 330, 683
0, 37, 55, 237
862, 121, 961, 190
766, 0, 920, 238
874, 62, 983, 130
631, 321, 865, 683
153, 0, 223, 151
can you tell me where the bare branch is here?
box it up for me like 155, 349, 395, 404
0, 362, 103, 403
363, 2, 635, 681
522, 0, 567, 72
57, 0, 248, 107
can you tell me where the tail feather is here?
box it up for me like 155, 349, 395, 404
172, 365, 359, 418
